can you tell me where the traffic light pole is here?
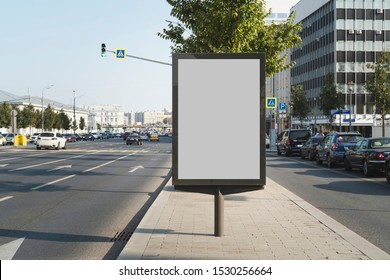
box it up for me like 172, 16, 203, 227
105, 50, 172, 66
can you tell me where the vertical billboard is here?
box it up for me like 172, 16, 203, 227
172, 53, 266, 192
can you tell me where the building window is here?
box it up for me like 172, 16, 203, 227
347, 9, 355, 19
337, 72, 345, 84
337, 9, 345, 19
357, 94, 364, 114
356, 9, 365, 19
366, 9, 374, 20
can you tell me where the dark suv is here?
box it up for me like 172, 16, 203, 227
276, 129, 311, 156
316, 131, 363, 168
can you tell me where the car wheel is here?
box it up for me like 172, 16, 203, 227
277, 147, 281, 155
385, 162, 390, 184
327, 154, 335, 168
56, 143, 60, 150
316, 154, 322, 165
363, 160, 372, 176
308, 152, 315, 161
36, 146, 41, 150
344, 157, 352, 171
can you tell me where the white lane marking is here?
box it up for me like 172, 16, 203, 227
9, 153, 98, 172
31, 175, 76, 190
0, 164, 9, 167
30, 152, 136, 190
82, 153, 136, 173
0, 157, 18, 162
47, 165, 72, 172
129, 165, 144, 173
0, 196, 13, 202
0, 238, 25, 260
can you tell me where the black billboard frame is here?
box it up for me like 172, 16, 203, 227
172, 53, 266, 194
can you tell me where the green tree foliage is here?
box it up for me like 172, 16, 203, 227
159, 0, 302, 76
365, 51, 390, 137
291, 84, 310, 126
163, 117, 172, 125
19, 104, 37, 130
0, 102, 12, 128
54, 109, 71, 132
79, 117, 86, 131
319, 73, 343, 118
43, 105, 56, 130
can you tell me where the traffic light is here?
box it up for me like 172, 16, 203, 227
101, 43, 106, 57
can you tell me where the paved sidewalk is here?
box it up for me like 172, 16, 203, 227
118, 177, 390, 260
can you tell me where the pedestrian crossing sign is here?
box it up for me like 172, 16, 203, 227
266, 97, 277, 108
116, 49, 126, 60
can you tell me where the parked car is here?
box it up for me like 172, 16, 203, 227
126, 133, 142, 145
36, 132, 67, 150
29, 132, 40, 144
384, 157, 390, 184
74, 133, 82, 141
276, 129, 311, 156
344, 137, 390, 176
82, 133, 95, 141
123, 132, 131, 141
139, 133, 149, 141
266, 134, 270, 148
5, 133, 16, 145
316, 131, 363, 168
150, 132, 159, 142
300, 136, 324, 161
0, 134, 6, 146
63, 133, 77, 142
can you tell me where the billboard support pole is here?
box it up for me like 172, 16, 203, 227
214, 187, 224, 237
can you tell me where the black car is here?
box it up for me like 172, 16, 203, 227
300, 136, 324, 161
316, 131, 363, 168
384, 157, 390, 184
277, 129, 311, 156
344, 137, 390, 176
82, 133, 95, 141
126, 133, 142, 145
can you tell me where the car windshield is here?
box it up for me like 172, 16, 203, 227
290, 131, 311, 141
41, 133, 55, 137
312, 137, 324, 144
370, 138, 390, 148
340, 135, 362, 143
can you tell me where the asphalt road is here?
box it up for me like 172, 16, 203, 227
0, 137, 172, 259
266, 151, 390, 255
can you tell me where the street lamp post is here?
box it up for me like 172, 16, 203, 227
348, 81, 354, 132
41, 85, 54, 131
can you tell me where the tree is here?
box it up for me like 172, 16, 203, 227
79, 117, 86, 131
365, 51, 390, 137
291, 85, 310, 127
159, 0, 302, 76
20, 104, 37, 134
43, 105, 56, 130
319, 73, 343, 122
0, 102, 12, 128
54, 109, 71, 132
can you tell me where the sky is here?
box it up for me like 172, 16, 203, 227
0, 0, 299, 112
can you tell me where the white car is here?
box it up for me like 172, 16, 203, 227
30, 132, 40, 144
36, 132, 67, 150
